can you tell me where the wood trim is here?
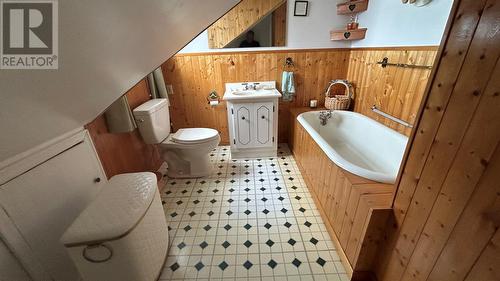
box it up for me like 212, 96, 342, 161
174, 46, 439, 57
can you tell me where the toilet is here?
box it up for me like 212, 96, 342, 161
133, 98, 220, 178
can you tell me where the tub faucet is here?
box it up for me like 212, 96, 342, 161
319, 110, 332, 126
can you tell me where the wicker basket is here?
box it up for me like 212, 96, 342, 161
324, 79, 353, 110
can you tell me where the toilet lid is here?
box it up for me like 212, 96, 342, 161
172, 128, 219, 144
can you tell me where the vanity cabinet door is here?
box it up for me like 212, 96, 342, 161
233, 103, 252, 148
254, 102, 274, 147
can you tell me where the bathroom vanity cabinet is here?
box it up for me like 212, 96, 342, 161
223, 81, 281, 158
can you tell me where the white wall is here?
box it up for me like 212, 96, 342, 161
0, 0, 238, 163
352, 0, 453, 48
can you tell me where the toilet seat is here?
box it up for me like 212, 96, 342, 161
171, 128, 219, 144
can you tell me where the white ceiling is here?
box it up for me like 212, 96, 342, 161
0, 0, 239, 162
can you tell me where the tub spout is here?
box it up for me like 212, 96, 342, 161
319, 110, 332, 126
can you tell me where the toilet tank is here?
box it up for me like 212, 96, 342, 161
133, 99, 170, 144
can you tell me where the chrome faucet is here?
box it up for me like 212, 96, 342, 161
319, 110, 332, 126
242, 82, 260, 90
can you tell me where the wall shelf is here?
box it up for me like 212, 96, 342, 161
330, 28, 367, 41
337, 0, 368, 15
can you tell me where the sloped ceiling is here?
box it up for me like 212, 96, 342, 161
0, 0, 239, 162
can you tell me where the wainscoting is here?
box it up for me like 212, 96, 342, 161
162, 47, 437, 145
373, 0, 500, 280
347, 48, 437, 136
85, 79, 162, 178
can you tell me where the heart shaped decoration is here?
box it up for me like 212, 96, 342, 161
344, 32, 351, 39
348, 4, 356, 11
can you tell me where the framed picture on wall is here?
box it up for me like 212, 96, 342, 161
294, 1, 309, 16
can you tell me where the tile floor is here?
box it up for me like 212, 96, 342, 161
159, 145, 348, 281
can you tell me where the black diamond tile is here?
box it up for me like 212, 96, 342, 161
291, 185, 298, 190
230, 179, 236, 183
245, 165, 249, 168
228, 198, 234, 203
273, 178, 279, 182
245, 179, 250, 183
217, 172, 222, 176
215, 180, 221, 184
170, 212, 178, 217
243, 261, 253, 270
181, 189, 187, 194
203, 225, 212, 231
199, 241, 208, 249
195, 261, 204, 271
219, 261, 228, 270
264, 223, 272, 229
184, 225, 191, 232
244, 198, 251, 202
244, 210, 251, 215
212, 188, 219, 193
231, 172, 236, 176
193, 199, 200, 204
170, 262, 180, 271
259, 178, 265, 182
189, 211, 196, 217
299, 207, 306, 213
226, 210, 233, 216
292, 258, 302, 267
232, 165, 237, 168
288, 238, 296, 246
278, 196, 284, 201
170, 181, 177, 185
304, 221, 312, 227
222, 241, 231, 248
276, 186, 282, 190
217, 166, 223, 169
177, 242, 186, 249
260, 187, 266, 191
268, 259, 277, 269
197, 189, 203, 194
262, 209, 270, 215
200, 180, 206, 184
284, 222, 292, 228
176, 200, 183, 205
258, 171, 264, 174
289, 177, 294, 181
244, 171, 250, 175
281, 208, 288, 213
316, 257, 326, 267
310, 237, 319, 245
261, 197, 268, 202
266, 239, 275, 247
244, 223, 252, 230
210, 199, 217, 204
224, 224, 232, 231
295, 196, 302, 200
272, 170, 277, 174
244, 187, 250, 192
243, 240, 253, 248
207, 210, 214, 216
165, 190, 172, 195
257, 164, 262, 167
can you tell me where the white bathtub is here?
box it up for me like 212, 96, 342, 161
297, 111, 408, 183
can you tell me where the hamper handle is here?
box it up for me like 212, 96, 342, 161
82, 243, 113, 263
325, 79, 352, 99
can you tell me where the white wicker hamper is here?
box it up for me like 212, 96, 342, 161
61, 172, 168, 281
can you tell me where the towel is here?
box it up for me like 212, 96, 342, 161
281, 71, 295, 101
104, 95, 137, 133
148, 67, 170, 105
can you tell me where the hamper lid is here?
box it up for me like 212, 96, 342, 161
61, 172, 157, 247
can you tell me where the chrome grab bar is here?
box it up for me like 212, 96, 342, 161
371, 105, 414, 128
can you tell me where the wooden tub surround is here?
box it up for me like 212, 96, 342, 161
289, 108, 394, 279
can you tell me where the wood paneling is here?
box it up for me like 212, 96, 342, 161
272, 2, 287, 47
162, 49, 350, 144
347, 48, 437, 136
207, 0, 286, 48
373, 0, 500, 281
290, 110, 394, 278
164, 47, 436, 144
85, 79, 163, 179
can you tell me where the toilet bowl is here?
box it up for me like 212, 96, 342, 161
133, 99, 220, 178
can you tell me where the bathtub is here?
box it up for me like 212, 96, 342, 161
297, 111, 408, 183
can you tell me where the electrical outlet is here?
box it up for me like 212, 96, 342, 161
166, 84, 174, 95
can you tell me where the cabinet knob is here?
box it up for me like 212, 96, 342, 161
241, 116, 246, 120
94, 177, 101, 183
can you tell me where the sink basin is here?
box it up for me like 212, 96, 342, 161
223, 82, 282, 101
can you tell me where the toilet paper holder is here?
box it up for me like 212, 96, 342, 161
207, 91, 220, 106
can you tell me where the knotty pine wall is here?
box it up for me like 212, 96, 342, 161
347, 47, 437, 136
161, 47, 437, 144
85, 79, 163, 179
162, 49, 350, 144
373, 0, 500, 280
